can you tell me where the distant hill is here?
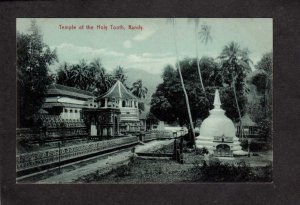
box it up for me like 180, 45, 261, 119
125, 68, 163, 115
125, 68, 162, 103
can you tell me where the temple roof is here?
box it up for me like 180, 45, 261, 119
241, 114, 256, 126
97, 80, 137, 100
47, 84, 95, 99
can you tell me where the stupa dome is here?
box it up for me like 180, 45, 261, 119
196, 89, 246, 157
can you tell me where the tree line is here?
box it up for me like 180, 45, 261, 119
150, 18, 272, 145
17, 20, 148, 127
17, 19, 272, 148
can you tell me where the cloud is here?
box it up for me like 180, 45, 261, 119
52, 43, 125, 57
123, 40, 132, 48
50, 43, 175, 74
123, 53, 176, 74
133, 26, 158, 41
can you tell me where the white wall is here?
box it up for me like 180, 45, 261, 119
58, 97, 86, 105
60, 108, 82, 120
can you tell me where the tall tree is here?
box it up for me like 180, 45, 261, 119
151, 58, 241, 126
70, 59, 90, 90
89, 58, 113, 94
189, 19, 212, 103
218, 41, 252, 137
254, 52, 272, 119
169, 18, 196, 143
56, 58, 114, 95
131, 79, 148, 113
17, 20, 57, 127
131, 79, 148, 99
113, 66, 127, 84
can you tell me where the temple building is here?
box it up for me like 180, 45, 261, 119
42, 84, 97, 119
33, 81, 141, 139
83, 80, 141, 137
196, 89, 247, 157
236, 114, 259, 138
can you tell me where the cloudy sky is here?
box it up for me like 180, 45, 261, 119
17, 18, 272, 74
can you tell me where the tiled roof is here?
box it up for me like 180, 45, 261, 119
97, 80, 137, 100
47, 84, 95, 99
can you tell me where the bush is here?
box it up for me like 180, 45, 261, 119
240, 139, 248, 150
191, 159, 272, 182
249, 141, 264, 151
192, 160, 252, 182
112, 164, 132, 177
195, 147, 209, 155
258, 119, 272, 149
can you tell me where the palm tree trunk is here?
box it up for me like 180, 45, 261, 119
172, 20, 196, 145
231, 74, 243, 138
194, 23, 207, 101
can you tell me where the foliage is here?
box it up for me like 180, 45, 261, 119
191, 160, 272, 182
113, 66, 127, 84
56, 58, 114, 95
251, 52, 273, 120
189, 19, 213, 100
130, 79, 148, 99
150, 57, 247, 125
169, 18, 196, 142
146, 112, 159, 126
218, 41, 252, 125
130, 79, 148, 113
258, 119, 272, 149
17, 20, 57, 127
240, 139, 248, 150
195, 147, 209, 155
112, 164, 132, 177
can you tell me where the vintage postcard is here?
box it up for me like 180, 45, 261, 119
16, 18, 273, 183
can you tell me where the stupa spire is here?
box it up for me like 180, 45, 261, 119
213, 89, 221, 109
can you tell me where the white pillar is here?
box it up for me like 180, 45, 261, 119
90, 124, 97, 136
66, 108, 70, 119
105, 98, 108, 108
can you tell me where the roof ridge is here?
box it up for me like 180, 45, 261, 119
120, 81, 137, 99
51, 84, 94, 96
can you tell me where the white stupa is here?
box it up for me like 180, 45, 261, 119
196, 89, 247, 157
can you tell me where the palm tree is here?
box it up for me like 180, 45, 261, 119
114, 66, 127, 84
189, 19, 212, 102
70, 59, 89, 90
219, 42, 252, 138
89, 58, 106, 92
131, 79, 148, 99
56, 62, 71, 85
169, 18, 196, 144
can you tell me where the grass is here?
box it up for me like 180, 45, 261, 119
75, 151, 273, 183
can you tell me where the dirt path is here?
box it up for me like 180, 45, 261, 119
34, 139, 174, 183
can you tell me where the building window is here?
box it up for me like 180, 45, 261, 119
70, 109, 73, 113
64, 109, 68, 113
75, 110, 78, 113
122, 100, 126, 107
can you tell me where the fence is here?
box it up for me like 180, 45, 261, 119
141, 129, 188, 142
17, 127, 88, 142
16, 136, 138, 172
